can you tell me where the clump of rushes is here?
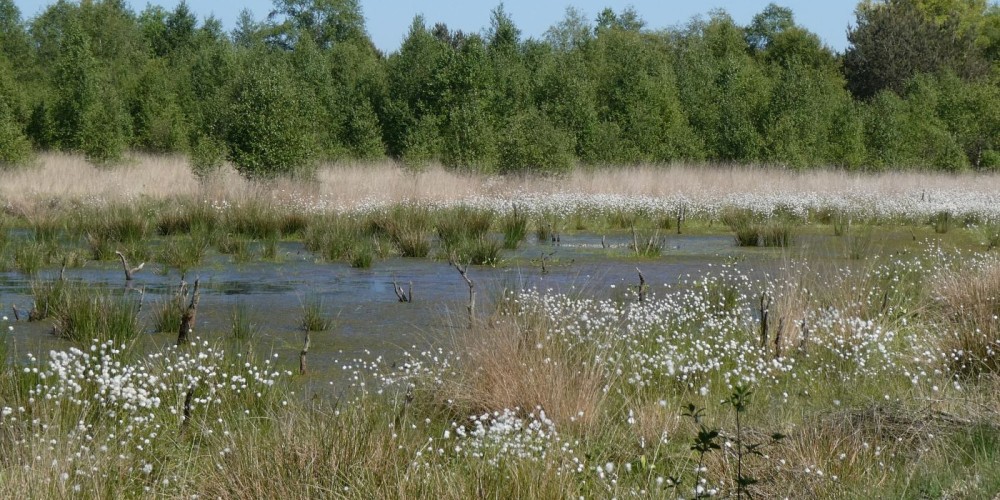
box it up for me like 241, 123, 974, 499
223, 197, 284, 239
501, 205, 528, 249
721, 208, 761, 247
436, 206, 494, 252
304, 215, 375, 264
13, 241, 47, 276
151, 292, 185, 334
30, 278, 71, 321
30, 213, 62, 244
457, 236, 502, 266
368, 205, 432, 258
155, 201, 219, 236
761, 220, 794, 247
215, 232, 251, 262
230, 299, 258, 340
75, 203, 150, 247
157, 233, 209, 275
348, 241, 375, 268
933, 210, 952, 234
50, 284, 143, 344
261, 232, 281, 261
300, 298, 331, 331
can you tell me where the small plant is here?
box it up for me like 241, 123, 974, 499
682, 403, 720, 499
261, 232, 281, 261
216, 233, 251, 262
724, 385, 785, 499
502, 205, 528, 250
436, 206, 493, 251
30, 278, 70, 321
13, 241, 46, 276
832, 213, 850, 236
300, 298, 331, 332
845, 224, 875, 260
630, 226, 663, 257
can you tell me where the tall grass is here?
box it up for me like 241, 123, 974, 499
230, 300, 259, 340
501, 205, 528, 249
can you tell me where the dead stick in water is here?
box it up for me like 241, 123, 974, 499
299, 331, 311, 375
450, 259, 475, 328
177, 279, 200, 346
635, 267, 648, 303
115, 251, 144, 282
11, 304, 19, 321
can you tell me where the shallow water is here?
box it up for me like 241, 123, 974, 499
0, 232, 809, 383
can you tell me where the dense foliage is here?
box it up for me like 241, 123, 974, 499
0, 0, 998, 175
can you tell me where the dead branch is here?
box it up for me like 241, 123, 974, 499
116, 251, 145, 282
392, 276, 410, 302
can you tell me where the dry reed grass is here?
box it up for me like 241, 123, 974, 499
933, 258, 1000, 373
4, 154, 1000, 212
436, 317, 610, 432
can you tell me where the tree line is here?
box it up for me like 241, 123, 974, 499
0, 0, 998, 177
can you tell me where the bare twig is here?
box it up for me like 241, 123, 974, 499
11, 304, 19, 322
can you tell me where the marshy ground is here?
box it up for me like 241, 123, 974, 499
2, 155, 1000, 498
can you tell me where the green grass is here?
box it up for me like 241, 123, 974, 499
230, 299, 258, 340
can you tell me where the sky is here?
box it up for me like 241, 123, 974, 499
12, 1, 860, 54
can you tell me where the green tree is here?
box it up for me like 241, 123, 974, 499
0, 55, 31, 166
226, 55, 317, 178
267, 0, 367, 49
844, 0, 990, 99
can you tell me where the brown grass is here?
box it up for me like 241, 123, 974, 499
4, 154, 1000, 213
435, 317, 610, 432
933, 257, 1000, 374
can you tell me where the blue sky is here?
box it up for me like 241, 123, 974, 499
13, 1, 859, 53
